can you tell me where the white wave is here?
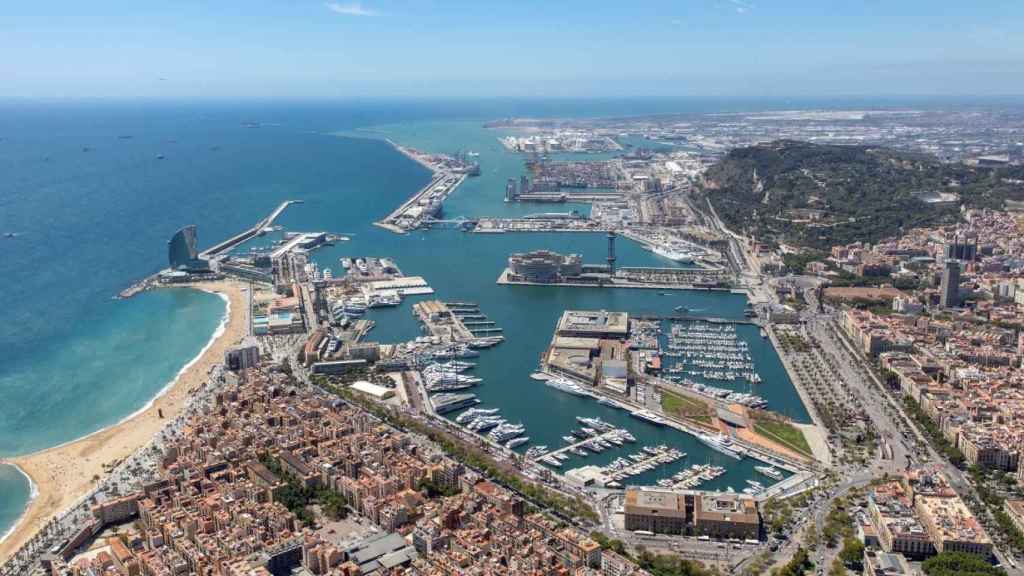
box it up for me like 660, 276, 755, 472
0, 462, 37, 545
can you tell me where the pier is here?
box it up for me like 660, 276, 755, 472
200, 200, 300, 259
658, 463, 727, 490
601, 450, 683, 481
473, 216, 605, 234
375, 172, 466, 233
528, 429, 630, 463
413, 300, 504, 344
375, 142, 471, 233
497, 268, 733, 292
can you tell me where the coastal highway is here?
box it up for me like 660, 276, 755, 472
801, 294, 1021, 573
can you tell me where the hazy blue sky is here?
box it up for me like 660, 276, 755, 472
4, 0, 1024, 99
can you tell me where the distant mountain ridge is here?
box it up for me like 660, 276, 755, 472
700, 140, 1024, 249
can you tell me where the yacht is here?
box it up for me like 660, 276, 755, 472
525, 446, 548, 459
343, 300, 368, 315
652, 245, 695, 263
577, 417, 615, 432
489, 423, 527, 443
545, 376, 591, 397
506, 437, 530, 449
425, 381, 477, 392
368, 292, 401, 307
429, 360, 475, 373
755, 465, 784, 480
431, 393, 479, 414
455, 407, 498, 425
425, 373, 482, 386
432, 346, 480, 360
629, 410, 668, 426
695, 432, 744, 460
469, 417, 504, 433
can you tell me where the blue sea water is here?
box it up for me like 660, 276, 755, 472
0, 96, 915, 544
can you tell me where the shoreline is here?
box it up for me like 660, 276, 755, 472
0, 280, 249, 562
0, 464, 36, 547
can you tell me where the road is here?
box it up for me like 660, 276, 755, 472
799, 285, 1021, 574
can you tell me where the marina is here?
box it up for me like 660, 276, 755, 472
656, 319, 771, 409
656, 463, 727, 490
0, 113, 823, 566
13, 88, 1013, 571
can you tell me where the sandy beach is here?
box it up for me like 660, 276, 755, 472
0, 279, 249, 562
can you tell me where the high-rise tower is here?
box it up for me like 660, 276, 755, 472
168, 225, 199, 270
940, 259, 961, 308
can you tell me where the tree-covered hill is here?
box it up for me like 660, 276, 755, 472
700, 140, 1024, 249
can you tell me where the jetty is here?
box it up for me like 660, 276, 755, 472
375, 141, 471, 233
530, 429, 629, 463
413, 300, 504, 344
200, 200, 301, 259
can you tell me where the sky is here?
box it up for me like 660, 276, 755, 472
3, 0, 1024, 99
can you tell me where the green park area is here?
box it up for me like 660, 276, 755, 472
753, 413, 813, 457
660, 389, 713, 424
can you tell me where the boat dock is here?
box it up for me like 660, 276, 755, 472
413, 300, 505, 344
554, 445, 686, 486
657, 463, 727, 490
599, 446, 686, 482
446, 302, 504, 337
529, 429, 630, 463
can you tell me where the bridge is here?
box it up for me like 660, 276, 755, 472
200, 200, 301, 259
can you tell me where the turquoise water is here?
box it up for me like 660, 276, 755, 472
308, 120, 811, 489
0, 466, 30, 545
0, 289, 226, 456
0, 100, 822, 543
0, 289, 226, 543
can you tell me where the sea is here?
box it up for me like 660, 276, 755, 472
0, 96, 910, 544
